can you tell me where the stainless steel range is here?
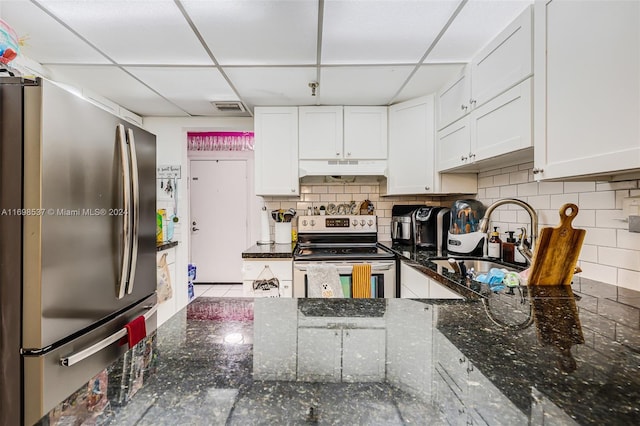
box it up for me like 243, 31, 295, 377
293, 215, 397, 298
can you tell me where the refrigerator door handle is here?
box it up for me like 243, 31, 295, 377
116, 125, 132, 299
125, 128, 140, 295
59, 304, 158, 367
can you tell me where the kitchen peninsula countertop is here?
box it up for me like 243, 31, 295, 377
97, 279, 639, 425
242, 242, 294, 258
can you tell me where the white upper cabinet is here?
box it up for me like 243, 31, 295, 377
387, 96, 436, 195
437, 67, 471, 130
254, 107, 299, 196
437, 6, 533, 131
343, 106, 388, 159
533, 0, 640, 180
299, 106, 387, 160
298, 106, 344, 160
469, 5, 533, 108
387, 95, 477, 195
438, 78, 533, 173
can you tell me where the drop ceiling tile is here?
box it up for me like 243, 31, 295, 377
36, 0, 212, 65
319, 66, 413, 105
125, 66, 239, 116
223, 67, 318, 106
393, 64, 465, 103
1, 0, 109, 64
322, 0, 460, 64
45, 65, 187, 116
428, 0, 533, 62
181, 0, 318, 65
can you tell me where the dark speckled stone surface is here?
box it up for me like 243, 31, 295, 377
92, 282, 640, 425
242, 243, 294, 258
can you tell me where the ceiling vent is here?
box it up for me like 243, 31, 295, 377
211, 101, 246, 113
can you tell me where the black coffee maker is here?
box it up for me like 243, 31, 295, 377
413, 206, 450, 253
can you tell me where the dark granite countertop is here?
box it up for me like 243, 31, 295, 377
95, 279, 639, 425
156, 241, 178, 252
242, 242, 295, 259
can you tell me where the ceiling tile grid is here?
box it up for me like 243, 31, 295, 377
1, 0, 533, 117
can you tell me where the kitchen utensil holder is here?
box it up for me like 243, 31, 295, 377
275, 222, 291, 244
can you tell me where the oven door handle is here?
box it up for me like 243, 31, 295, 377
294, 263, 394, 273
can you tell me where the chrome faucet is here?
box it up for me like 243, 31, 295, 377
478, 198, 538, 264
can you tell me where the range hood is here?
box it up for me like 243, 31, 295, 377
299, 159, 387, 177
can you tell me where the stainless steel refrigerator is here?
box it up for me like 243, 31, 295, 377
0, 77, 157, 425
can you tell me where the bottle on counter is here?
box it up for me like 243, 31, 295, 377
502, 231, 516, 263
487, 227, 502, 259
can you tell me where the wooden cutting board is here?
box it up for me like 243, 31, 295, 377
527, 203, 586, 286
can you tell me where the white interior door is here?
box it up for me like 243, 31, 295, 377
190, 160, 247, 283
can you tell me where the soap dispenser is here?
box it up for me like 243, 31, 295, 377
502, 231, 516, 263
487, 227, 502, 260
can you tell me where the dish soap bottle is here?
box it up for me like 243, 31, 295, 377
502, 231, 516, 263
487, 227, 502, 259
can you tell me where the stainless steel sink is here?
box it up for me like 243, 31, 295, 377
429, 257, 523, 275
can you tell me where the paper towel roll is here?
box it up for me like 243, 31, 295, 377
258, 208, 271, 244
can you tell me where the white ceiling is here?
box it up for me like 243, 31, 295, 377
1, 0, 533, 117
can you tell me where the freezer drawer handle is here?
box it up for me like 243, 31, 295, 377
59, 304, 158, 367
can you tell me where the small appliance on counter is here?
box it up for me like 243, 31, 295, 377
413, 206, 450, 254
391, 205, 418, 244
447, 199, 486, 256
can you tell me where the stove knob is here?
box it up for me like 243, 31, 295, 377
367, 220, 374, 226
302, 220, 308, 227
352, 220, 358, 227
360, 219, 366, 226
310, 220, 316, 226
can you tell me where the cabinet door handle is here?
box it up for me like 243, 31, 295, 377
291, 188, 296, 193
347, 152, 351, 157
459, 357, 466, 364
424, 186, 430, 191
532, 168, 544, 175
461, 104, 468, 111
336, 152, 341, 156
470, 99, 477, 106
461, 155, 468, 161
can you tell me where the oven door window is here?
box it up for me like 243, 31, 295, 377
305, 274, 385, 298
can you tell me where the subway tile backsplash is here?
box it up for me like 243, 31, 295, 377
263, 163, 640, 290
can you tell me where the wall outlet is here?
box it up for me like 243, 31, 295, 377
622, 196, 640, 217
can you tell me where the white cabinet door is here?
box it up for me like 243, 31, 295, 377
342, 328, 386, 382
437, 117, 471, 172
471, 78, 532, 163
470, 6, 532, 108
387, 95, 436, 195
400, 262, 430, 298
386, 299, 433, 399
437, 67, 471, 130
428, 278, 463, 300
343, 106, 388, 159
254, 107, 299, 195
534, 0, 640, 180
253, 299, 298, 380
299, 106, 343, 160
297, 328, 342, 382
241, 260, 293, 298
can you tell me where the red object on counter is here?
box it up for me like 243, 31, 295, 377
119, 316, 147, 348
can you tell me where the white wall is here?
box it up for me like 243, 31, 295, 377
143, 116, 254, 313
